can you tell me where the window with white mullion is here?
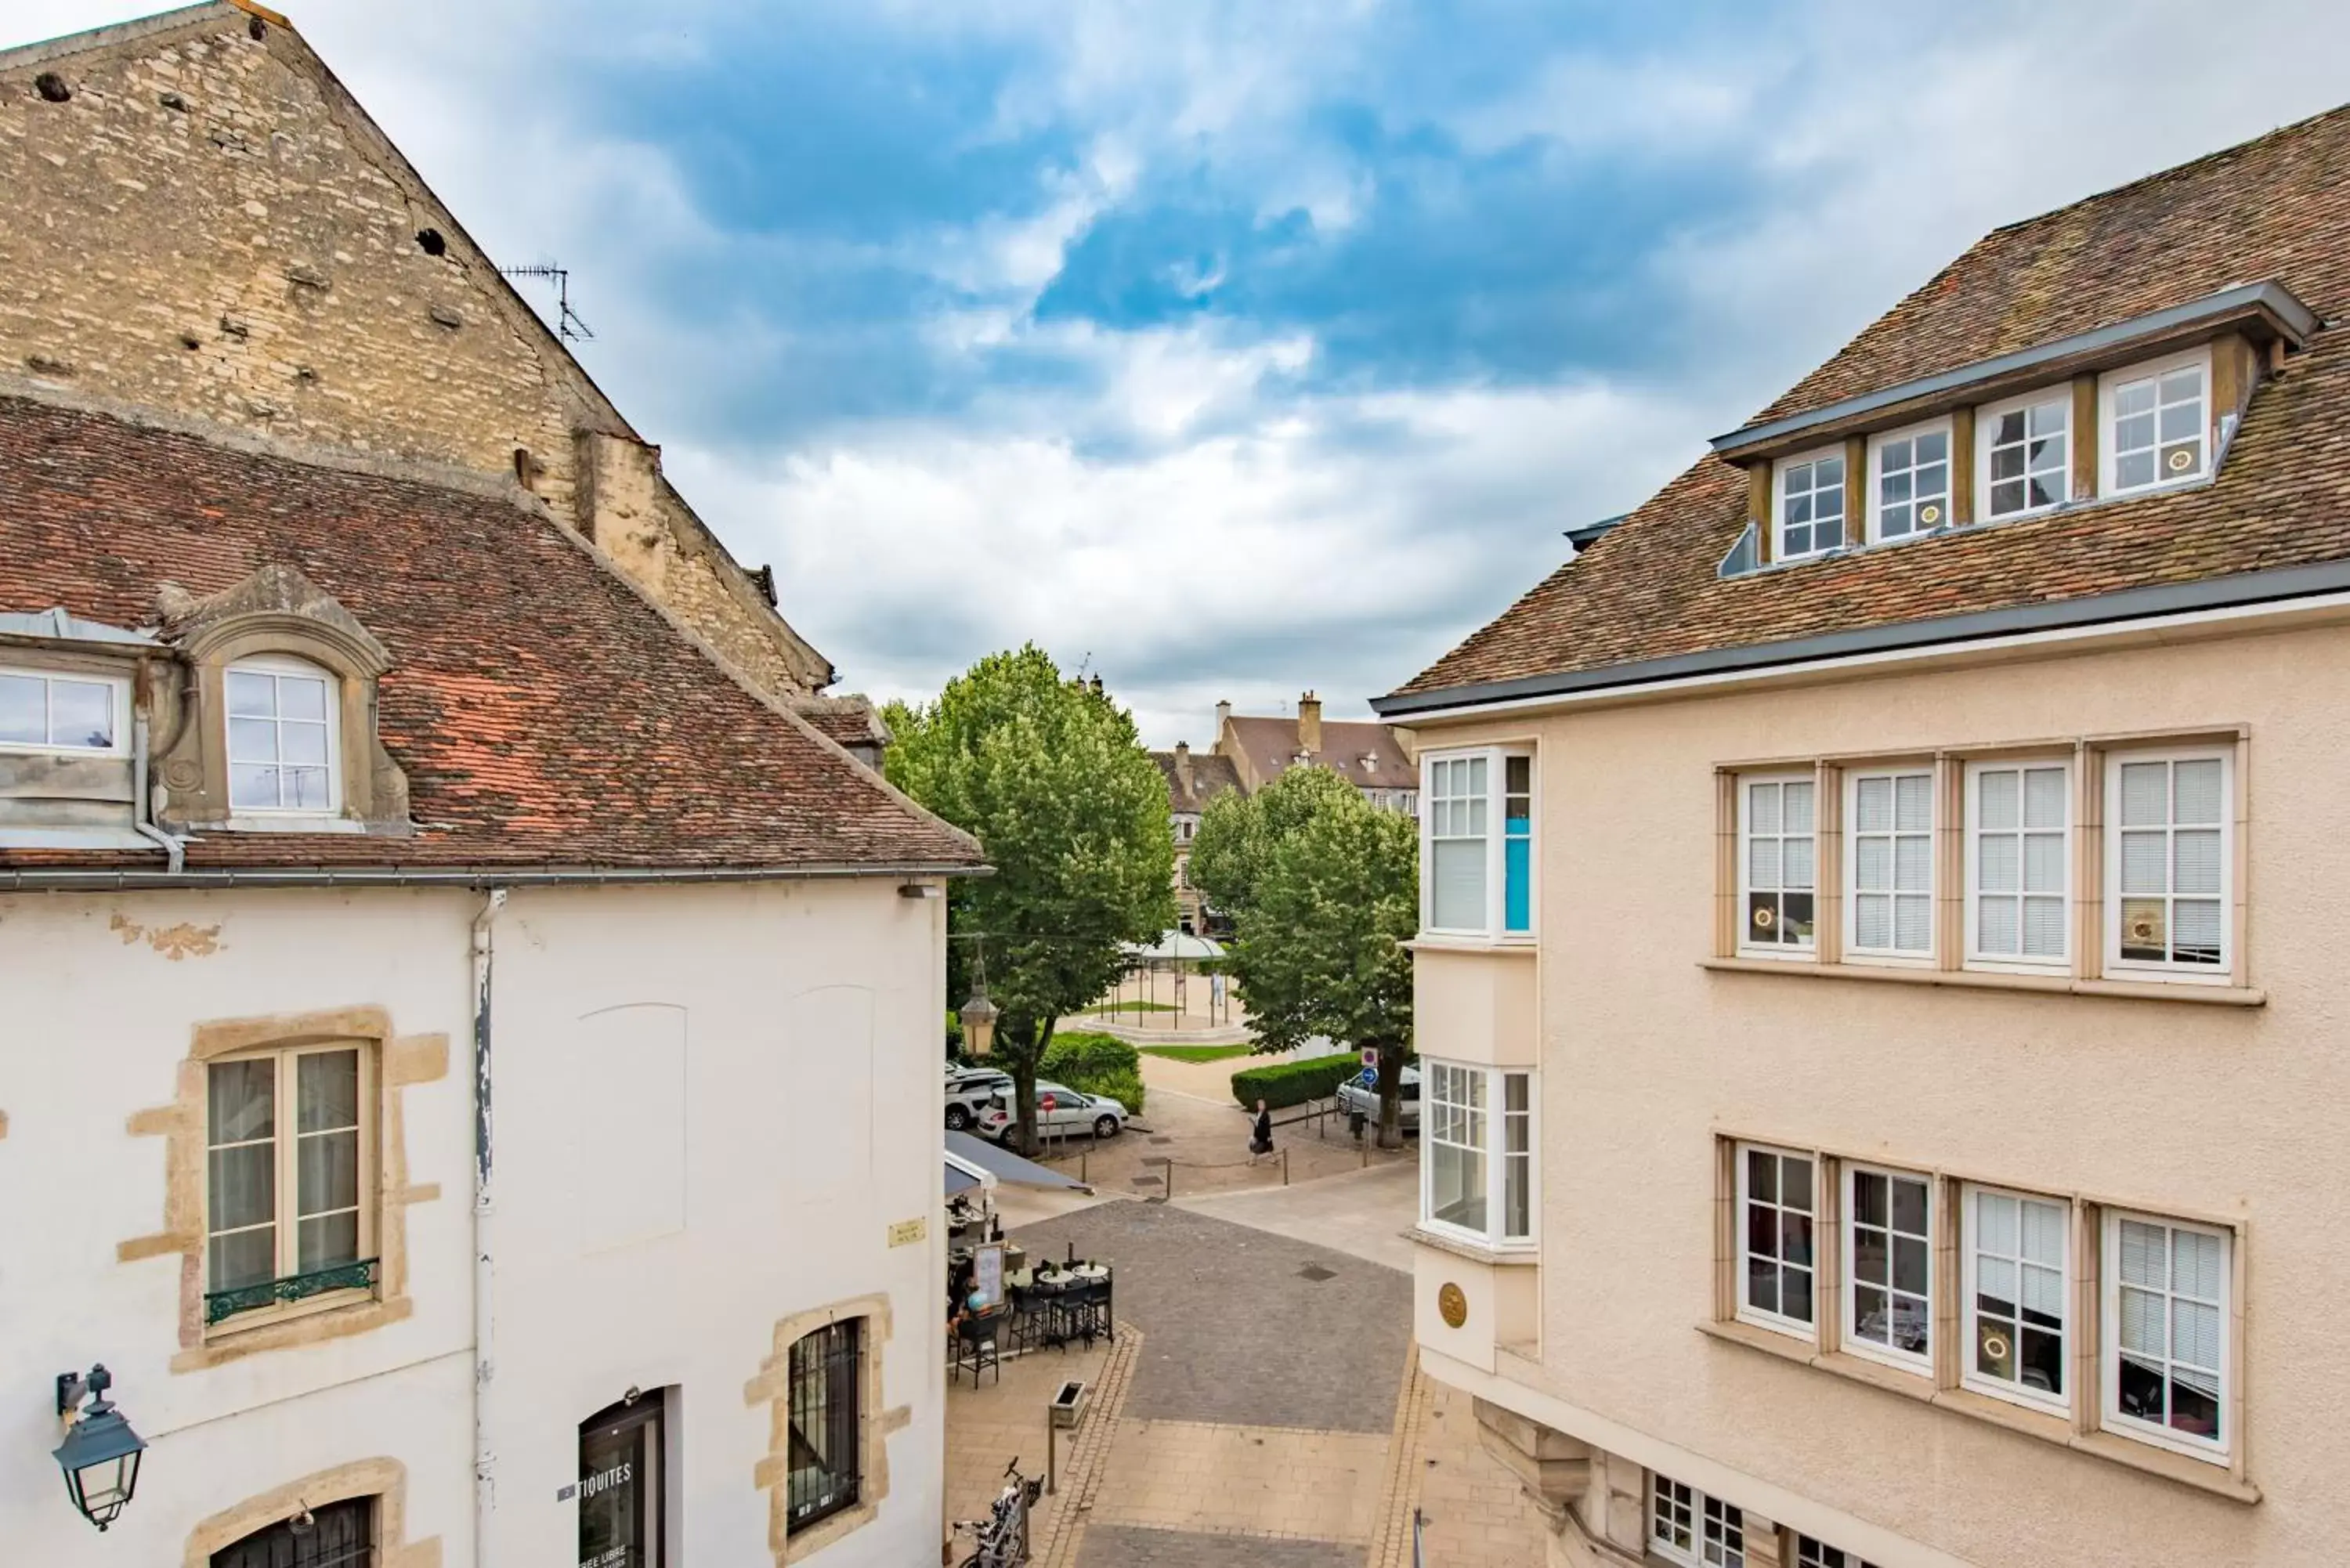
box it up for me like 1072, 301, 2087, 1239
1736, 1143, 1816, 1338
1978, 389, 2070, 519
1847, 769, 1933, 959
1870, 421, 1951, 541
1776, 449, 1847, 560
1964, 1185, 2070, 1414
2104, 350, 2209, 494
1739, 775, 1817, 953
1967, 761, 2070, 969
1425, 1061, 1488, 1235
1843, 1164, 1932, 1370
0, 667, 120, 752
1797, 1538, 1885, 1568
226, 656, 338, 813
2105, 1211, 2230, 1461
1650, 1474, 1745, 1568
1422, 1061, 1535, 1247
1426, 754, 1489, 932
2106, 750, 2229, 976
205, 1046, 368, 1310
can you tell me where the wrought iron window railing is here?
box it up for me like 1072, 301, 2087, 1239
786, 1317, 864, 1533
204, 1258, 379, 1325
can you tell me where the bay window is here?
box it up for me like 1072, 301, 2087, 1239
1422, 1061, 1535, 1248
2106, 750, 2230, 977
1846, 768, 1933, 959
1420, 748, 1534, 938
1967, 761, 2070, 969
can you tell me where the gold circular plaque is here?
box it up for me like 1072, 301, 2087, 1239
2168, 447, 2194, 472
1919, 503, 1942, 526
1981, 1331, 2011, 1362
1437, 1282, 1468, 1329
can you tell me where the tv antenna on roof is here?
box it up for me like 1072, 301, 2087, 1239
498, 264, 594, 341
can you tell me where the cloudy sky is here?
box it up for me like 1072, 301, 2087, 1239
22, 1, 2350, 742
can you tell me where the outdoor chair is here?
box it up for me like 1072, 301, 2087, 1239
1061, 1279, 1112, 1350
954, 1310, 1004, 1386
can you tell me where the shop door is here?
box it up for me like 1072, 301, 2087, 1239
578, 1396, 663, 1568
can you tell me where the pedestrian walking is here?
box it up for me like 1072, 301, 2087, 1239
1248, 1098, 1274, 1165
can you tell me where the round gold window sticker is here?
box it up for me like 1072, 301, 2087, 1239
1981, 1331, 2011, 1363
2168, 447, 2195, 473
1437, 1282, 1468, 1329
1919, 503, 1942, 526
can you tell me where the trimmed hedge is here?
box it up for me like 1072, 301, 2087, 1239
1041, 1030, 1145, 1117
1231, 1053, 1361, 1111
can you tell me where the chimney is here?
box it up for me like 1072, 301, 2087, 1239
1174, 740, 1194, 797
1297, 691, 1321, 755
1214, 700, 1231, 736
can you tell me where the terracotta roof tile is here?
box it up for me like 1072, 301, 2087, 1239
1152, 750, 1242, 814
1394, 102, 2350, 702
1223, 716, 1417, 790
0, 396, 982, 873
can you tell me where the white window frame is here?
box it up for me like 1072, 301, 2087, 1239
1418, 747, 1535, 941
1841, 1162, 1933, 1375
204, 1041, 379, 1330
1974, 385, 2072, 521
1734, 1142, 1817, 1341
1650, 1473, 1746, 1568
2102, 1209, 2232, 1465
1964, 758, 2071, 974
1866, 416, 1954, 544
1796, 1539, 1884, 1568
1773, 445, 1849, 562
2102, 747, 2232, 983
1737, 772, 1817, 959
1960, 1183, 2072, 1418
1419, 1060, 1536, 1250
1843, 767, 1935, 965
0, 665, 128, 755
2101, 346, 2212, 497
225, 653, 343, 818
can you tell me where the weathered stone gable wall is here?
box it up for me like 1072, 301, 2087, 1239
0, 8, 830, 696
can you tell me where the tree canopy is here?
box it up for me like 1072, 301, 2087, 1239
1190, 765, 1419, 1143
883, 645, 1174, 1152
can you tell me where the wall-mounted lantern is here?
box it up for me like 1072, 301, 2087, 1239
53, 1364, 146, 1531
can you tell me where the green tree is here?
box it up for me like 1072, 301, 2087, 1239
1192, 767, 1419, 1146
884, 646, 1175, 1154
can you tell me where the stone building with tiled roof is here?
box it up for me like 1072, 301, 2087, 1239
1379, 106, 2350, 1567
0, 7, 977, 1566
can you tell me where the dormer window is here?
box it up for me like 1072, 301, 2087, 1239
0, 667, 121, 752
1977, 389, 2070, 520
1868, 420, 1951, 541
2103, 349, 2209, 495
1775, 449, 1846, 560
226, 656, 339, 813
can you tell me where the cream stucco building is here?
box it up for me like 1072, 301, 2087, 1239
1376, 108, 2350, 1566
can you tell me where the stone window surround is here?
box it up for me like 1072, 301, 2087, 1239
743, 1291, 913, 1565
120, 1006, 446, 1373
1708, 724, 2256, 1000
183, 1454, 440, 1568
159, 608, 403, 832
1704, 1129, 2258, 1504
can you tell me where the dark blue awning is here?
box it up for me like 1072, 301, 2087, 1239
945, 1129, 1091, 1191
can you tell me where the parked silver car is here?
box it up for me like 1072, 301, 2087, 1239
1336, 1064, 1419, 1131
977, 1081, 1128, 1142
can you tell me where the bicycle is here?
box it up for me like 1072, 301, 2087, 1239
951, 1455, 1045, 1567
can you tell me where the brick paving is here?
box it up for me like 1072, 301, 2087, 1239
1011, 1200, 1410, 1433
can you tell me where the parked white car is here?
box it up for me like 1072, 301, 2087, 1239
1337, 1064, 1420, 1131
944, 1062, 1014, 1132
977, 1081, 1128, 1142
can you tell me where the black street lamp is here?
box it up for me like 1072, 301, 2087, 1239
53, 1364, 146, 1531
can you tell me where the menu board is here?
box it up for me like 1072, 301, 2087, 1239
974, 1241, 1006, 1309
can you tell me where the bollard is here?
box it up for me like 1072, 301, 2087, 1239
1047, 1414, 1058, 1496
1282, 1148, 1290, 1187
1080, 1146, 1088, 1186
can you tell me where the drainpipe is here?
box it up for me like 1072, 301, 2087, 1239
472, 887, 508, 1566
130, 714, 186, 873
